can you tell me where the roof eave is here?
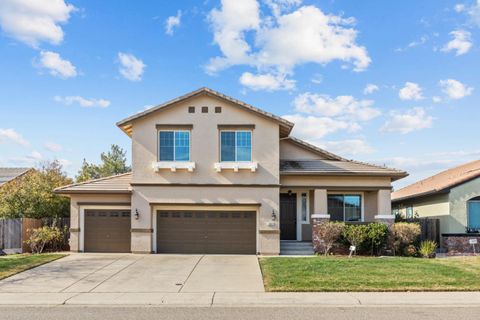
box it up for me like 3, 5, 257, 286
280, 171, 408, 178
54, 190, 132, 195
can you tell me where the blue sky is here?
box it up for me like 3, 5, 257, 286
0, 0, 479, 189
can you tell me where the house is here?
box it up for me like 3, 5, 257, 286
0, 168, 32, 187
392, 160, 480, 235
55, 87, 407, 255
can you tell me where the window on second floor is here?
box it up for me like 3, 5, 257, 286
220, 131, 252, 162
159, 130, 190, 161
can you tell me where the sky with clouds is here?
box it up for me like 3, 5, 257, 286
0, 0, 479, 189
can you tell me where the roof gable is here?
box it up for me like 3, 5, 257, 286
392, 160, 480, 201
54, 172, 132, 194
117, 87, 294, 137
0, 168, 33, 186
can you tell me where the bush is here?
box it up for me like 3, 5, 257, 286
419, 240, 437, 258
365, 223, 389, 256
391, 222, 421, 256
314, 222, 345, 255
403, 245, 417, 257
25, 225, 65, 254
342, 224, 368, 254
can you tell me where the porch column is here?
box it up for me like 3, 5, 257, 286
375, 189, 395, 225
312, 189, 329, 253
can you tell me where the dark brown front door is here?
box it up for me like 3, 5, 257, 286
156, 211, 256, 254
280, 193, 297, 240
84, 210, 131, 253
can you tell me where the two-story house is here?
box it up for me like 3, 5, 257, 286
55, 88, 407, 255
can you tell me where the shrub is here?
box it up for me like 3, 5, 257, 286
419, 240, 437, 258
25, 225, 65, 254
391, 222, 421, 256
314, 222, 345, 255
342, 224, 368, 254
365, 223, 389, 256
403, 245, 417, 257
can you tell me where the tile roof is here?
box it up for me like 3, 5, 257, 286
0, 168, 32, 186
392, 160, 480, 201
280, 160, 407, 180
116, 87, 294, 137
54, 172, 132, 194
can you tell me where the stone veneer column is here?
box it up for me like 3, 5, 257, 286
375, 189, 395, 225
312, 189, 330, 253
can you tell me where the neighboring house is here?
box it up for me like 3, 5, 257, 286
0, 168, 32, 188
392, 160, 480, 235
55, 87, 407, 255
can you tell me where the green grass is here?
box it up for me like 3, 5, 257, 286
0, 253, 66, 280
260, 256, 480, 292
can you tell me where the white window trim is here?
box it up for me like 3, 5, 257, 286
298, 191, 310, 225
156, 130, 194, 171
79, 205, 131, 252
327, 192, 364, 222
216, 130, 256, 172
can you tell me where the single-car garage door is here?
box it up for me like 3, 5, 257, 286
156, 211, 256, 254
84, 209, 131, 253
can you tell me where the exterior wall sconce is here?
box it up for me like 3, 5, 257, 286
271, 210, 277, 221
287, 190, 292, 196
134, 209, 140, 220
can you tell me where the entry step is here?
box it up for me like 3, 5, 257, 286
280, 241, 314, 256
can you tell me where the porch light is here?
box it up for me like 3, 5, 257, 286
271, 210, 277, 221
134, 209, 140, 220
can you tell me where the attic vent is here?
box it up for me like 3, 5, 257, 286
188, 106, 195, 113
202, 106, 208, 113
215, 106, 222, 113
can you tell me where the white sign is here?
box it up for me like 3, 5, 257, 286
349, 245, 356, 251
469, 239, 478, 245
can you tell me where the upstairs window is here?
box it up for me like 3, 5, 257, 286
220, 131, 251, 162
159, 130, 190, 161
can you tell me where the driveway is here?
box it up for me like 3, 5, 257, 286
0, 254, 265, 294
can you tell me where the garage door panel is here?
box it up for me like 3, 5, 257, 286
85, 210, 131, 253
156, 211, 256, 254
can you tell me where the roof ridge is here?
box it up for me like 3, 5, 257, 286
54, 172, 132, 191
345, 158, 406, 173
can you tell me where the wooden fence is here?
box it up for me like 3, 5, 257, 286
405, 218, 440, 244
0, 218, 70, 253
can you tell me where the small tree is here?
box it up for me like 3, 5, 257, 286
25, 225, 65, 254
342, 224, 368, 255
76, 144, 130, 182
391, 222, 421, 255
365, 223, 389, 256
0, 161, 72, 219
314, 222, 345, 255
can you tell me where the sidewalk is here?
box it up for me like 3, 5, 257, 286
1, 291, 480, 307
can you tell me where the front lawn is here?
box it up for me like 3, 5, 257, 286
0, 254, 66, 280
260, 256, 480, 292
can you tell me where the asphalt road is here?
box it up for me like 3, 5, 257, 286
1, 306, 480, 320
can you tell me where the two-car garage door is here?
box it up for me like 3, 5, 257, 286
156, 211, 256, 254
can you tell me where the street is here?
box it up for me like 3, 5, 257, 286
1, 306, 480, 320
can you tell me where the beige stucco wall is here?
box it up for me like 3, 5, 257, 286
130, 94, 280, 185
280, 139, 326, 160
131, 185, 280, 254
364, 191, 378, 221
68, 193, 132, 252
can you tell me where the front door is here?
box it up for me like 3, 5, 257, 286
280, 193, 297, 240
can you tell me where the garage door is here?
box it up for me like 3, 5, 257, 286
156, 211, 256, 254
84, 210, 131, 253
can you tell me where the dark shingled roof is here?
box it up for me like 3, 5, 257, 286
0, 168, 32, 186
280, 160, 407, 180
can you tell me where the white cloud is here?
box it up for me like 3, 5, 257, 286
398, 82, 423, 101
0, 128, 29, 146
293, 92, 381, 121
455, 4, 466, 13
206, 1, 370, 89
432, 96, 442, 103
117, 52, 146, 81
363, 84, 379, 95
36, 51, 77, 79
58, 158, 72, 167
310, 73, 323, 85
165, 10, 181, 35
283, 114, 359, 140
239, 71, 295, 91
54, 95, 111, 108
322, 139, 374, 156
44, 142, 62, 152
0, 0, 75, 47
395, 35, 428, 52
441, 30, 472, 56
381, 107, 433, 134
439, 79, 473, 99
459, 0, 480, 26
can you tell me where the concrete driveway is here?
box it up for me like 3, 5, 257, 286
0, 254, 265, 294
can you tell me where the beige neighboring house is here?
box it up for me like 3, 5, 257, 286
55, 87, 407, 255
392, 160, 480, 235
0, 168, 33, 187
